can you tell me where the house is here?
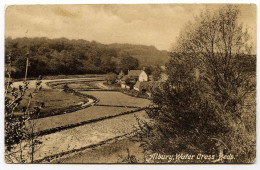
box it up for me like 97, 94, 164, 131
121, 83, 131, 89
121, 82, 131, 89
127, 70, 148, 82
118, 70, 125, 79
121, 77, 128, 89
133, 81, 141, 91
120, 69, 148, 89
120, 75, 131, 89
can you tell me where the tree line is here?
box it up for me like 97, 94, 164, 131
5, 37, 140, 78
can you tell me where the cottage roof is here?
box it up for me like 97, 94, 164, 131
119, 70, 125, 76
121, 75, 128, 81
134, 81, 141, 88
128, 70, 143, 77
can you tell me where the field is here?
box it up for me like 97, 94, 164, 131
13, 74, 106, 82
47, 79, 102, 89
67, 83, 91, 90
27, 89, 151, 133
10, 88, 89, 118
12, 79, 151, 133
55, 137, 144, 163
18, 110, 148, 163
81, 91, 151, 107
7, 76, 152, 163
30, 106, 135, 133
43, 74, 106, 80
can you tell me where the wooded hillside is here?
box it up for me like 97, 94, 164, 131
5, 37, 170, 78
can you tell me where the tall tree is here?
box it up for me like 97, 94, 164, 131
119, 53, 139, 73
137, 5, 255, 163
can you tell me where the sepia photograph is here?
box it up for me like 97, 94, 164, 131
3, 3, 256, 164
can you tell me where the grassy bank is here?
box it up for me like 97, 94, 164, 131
10, 88, 89, 119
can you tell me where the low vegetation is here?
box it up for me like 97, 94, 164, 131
7, 88, 89, 119
105, 73, 117, 85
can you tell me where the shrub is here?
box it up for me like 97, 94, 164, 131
105, 73, 117, 85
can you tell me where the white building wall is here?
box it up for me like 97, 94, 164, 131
121, 84, 126, 88
138, 71, 148, 82
134, 87, 140, 91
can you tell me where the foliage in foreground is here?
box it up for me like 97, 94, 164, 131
136, 5, 256, 163
5, 54, 44, 163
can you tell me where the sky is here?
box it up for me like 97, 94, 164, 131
5, 4, 256, 52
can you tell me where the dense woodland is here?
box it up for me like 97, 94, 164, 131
5, 37, 170, 78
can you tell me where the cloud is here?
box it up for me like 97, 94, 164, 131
53, 7, 82, 19
5, 4, 256, 52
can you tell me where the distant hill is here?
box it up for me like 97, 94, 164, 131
5, 37, 170, 78
107, 43, 170, 66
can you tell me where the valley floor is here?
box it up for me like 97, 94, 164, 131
7, 75, 150, 163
